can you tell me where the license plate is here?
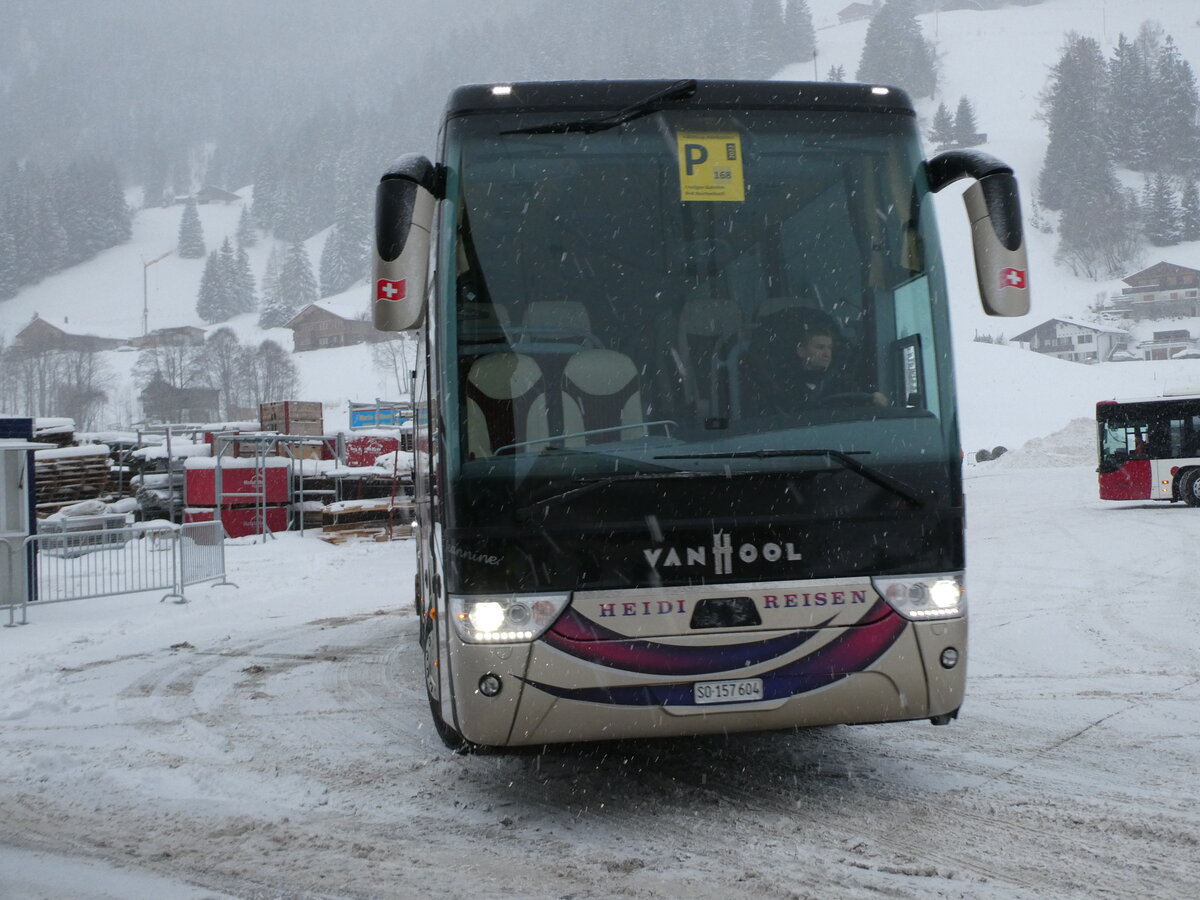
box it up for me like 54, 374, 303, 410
693, 677, 764, 705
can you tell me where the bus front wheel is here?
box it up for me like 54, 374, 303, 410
424, 642, 482, 753
427, 695, 481, 754
1180, 469, 1200, 507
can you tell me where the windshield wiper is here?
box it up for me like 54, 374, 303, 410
515, 470, 708, 522
501, 79, 697, 135
653, 448, 927, 508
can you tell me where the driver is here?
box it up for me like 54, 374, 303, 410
740, 308, 887, 416
796, 324, 888, 408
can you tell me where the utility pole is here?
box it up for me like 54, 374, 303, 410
142, 248, 174, 337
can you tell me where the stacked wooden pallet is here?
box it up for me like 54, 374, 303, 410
319, 497, 415, 540
34, 445, 112, 514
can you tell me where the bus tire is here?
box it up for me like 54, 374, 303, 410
423, 638, 483, 753
1181, 469, 1200, 507
427, 694, 483, 754
428, 696, 470, 752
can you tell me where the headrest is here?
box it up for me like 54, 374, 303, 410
467, 353, 543, 401
564, 349, 639, 396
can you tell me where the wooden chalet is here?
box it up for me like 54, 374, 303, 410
195, 185, 242, 204
128, 326, 207, 349
1136, 329, 1200, 361
139, 376, 220, 423
285, 303, 381, 352
1010, 318, 1131, 364
1106, 262, 1200, 321
14, 317, 124, 354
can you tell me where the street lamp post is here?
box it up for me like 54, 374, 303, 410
142, 248, 174, 337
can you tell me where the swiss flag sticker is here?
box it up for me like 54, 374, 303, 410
999, 267, 1027, 290
377, 279, 406, 302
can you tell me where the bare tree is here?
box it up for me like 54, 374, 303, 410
54, 348, 112, 430
370, 336, 413, 397
4, 346, 65, 417
239, 339, 300, 406
132, 338, 209, 391
204, 327, 245, 419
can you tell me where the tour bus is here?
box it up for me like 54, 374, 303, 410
1097, 394, 1200, 505
373, 80, 1030, 750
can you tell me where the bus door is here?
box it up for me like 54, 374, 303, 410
1098, 419, 1151, 500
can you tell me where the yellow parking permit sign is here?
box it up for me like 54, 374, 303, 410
677, 131, 745, 202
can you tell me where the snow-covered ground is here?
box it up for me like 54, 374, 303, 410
2, 440, 1199, 899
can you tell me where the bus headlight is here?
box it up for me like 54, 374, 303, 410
873, 573, 965, 620
449, 593, 571, 643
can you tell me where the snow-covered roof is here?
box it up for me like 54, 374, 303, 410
1011, 318, 1129, 342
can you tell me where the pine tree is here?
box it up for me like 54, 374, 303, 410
1148, 37, 1200, 176
53, 161, 91, 266
195, 249, 228, 323
86, 159, 132, 253
236, 204, 257, 249
1181, 181, 1200, 242
953, 96, 980, 147
1107, 32, 1154, 170
177, 197, 206, 259
1142, 174, 1182, 246
783, 1, 817, 69
261, 241, 316, 328
745, 0, 784, 78
826, 65, 846, 82
251, 152, 279, 233
1038, 34, 1115, 213
319, 224, 354, 298
231, 247, 257, 314
257, 244, 284, 329
855, 0, 937, 99
0, 225, 17, 300
320, 179, 369, 299
929, 102, 956, 148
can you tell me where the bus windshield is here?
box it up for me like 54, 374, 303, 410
437, 105, 960, 591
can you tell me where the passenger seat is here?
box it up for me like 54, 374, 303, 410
562, 349, 644, 445
464, 353, 549, 457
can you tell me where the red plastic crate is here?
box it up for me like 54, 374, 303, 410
186, 464, 288, 506
345, 435, 400, 467
185, 505, 288, 538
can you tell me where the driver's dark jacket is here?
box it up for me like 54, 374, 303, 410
742, 360, 848, 416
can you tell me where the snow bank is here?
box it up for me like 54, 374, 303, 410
986, 417, 1097, 469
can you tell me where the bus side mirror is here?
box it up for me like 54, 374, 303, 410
927, 150, 1030, 318
373, 154, 438, 332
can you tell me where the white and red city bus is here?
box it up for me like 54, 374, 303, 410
1097, 395, 1200, 504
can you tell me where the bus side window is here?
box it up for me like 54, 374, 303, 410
1129, 426, 1148, 458
1187, 416, 1200, 457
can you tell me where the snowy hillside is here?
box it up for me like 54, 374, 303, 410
4, 0, 1200, 450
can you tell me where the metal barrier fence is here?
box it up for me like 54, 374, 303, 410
3, 520, 235, 627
